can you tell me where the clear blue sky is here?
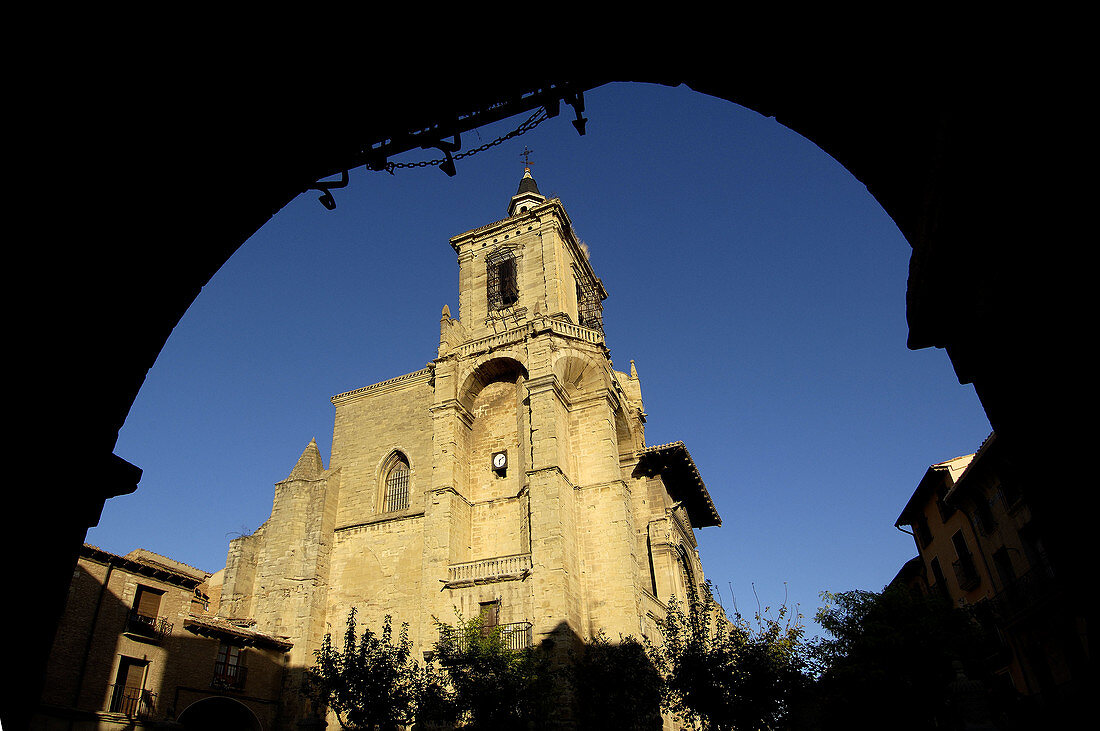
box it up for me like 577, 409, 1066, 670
88, 82, 991, 636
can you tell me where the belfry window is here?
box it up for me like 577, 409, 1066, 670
486, 248, 518, 309
574, 268, 604, 333
383, 454, 410, 512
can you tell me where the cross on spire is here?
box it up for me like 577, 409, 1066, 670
520, 146, 534, 171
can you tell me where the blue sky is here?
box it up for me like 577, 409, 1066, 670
88, 82, 992, 636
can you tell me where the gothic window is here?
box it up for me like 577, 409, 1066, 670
677, 545, 698, 599
486, 248, 518, 309
382, 453, 410, 512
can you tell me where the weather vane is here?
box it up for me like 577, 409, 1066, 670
521, 146, 534, 170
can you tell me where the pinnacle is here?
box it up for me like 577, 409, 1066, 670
287, 438, 324, 480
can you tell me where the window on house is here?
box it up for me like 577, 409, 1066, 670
951, 531, 972, 562
951, 530, 980, 590
110, 657, 153, 716
133, 586, 163, 621
929, 556, 949, 598
992, 546, 1016, 587
1000, 477, 1023, 509
486, 248, 518, 310
213, 642, 247, 690
974, 496, 997, 534
383, 454, 410, 512
128, 586, 169, 637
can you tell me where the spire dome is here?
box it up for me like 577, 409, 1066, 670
516, 168, 541, 196
508, 168, 546, 216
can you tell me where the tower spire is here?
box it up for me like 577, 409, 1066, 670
509, 150, 544, 216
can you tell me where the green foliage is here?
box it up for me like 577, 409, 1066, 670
809, 586, 1004, 730
306, 608, 420, 730
570, 632, 663, 730
424, 614, 559, 730
645, 584, 810, 731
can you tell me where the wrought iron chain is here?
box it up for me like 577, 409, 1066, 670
378, 108, 550, 173
310, 103, 560, 209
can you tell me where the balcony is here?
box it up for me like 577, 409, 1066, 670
107, 684, 156, 717
952, 556, 981, 592
211, 661, 248, 691
439, 621, 534, 654
446, 554, 532, 588
126, 609, 173, 640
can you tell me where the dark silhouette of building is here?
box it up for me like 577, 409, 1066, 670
7, 71, 1085, 729
895, 434, 1088, 717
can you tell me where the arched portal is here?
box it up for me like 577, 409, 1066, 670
178, 695, 263, 731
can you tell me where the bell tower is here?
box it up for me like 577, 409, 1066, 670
222, 168, 722, 730
447, 167, 607, 343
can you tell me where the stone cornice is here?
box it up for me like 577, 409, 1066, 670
334, 509, 426, 533
332, 367, 434, 404
525, 465, 575, 489
449, 198, 566, 252
430, 398, 476, 428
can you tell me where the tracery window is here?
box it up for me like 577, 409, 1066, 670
677, 545, 698, 599
383, 453, 410, 512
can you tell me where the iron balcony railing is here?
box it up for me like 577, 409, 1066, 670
126, 609, 173, 639
439, 621, 533, 654
107, 684, 156, 717
212, 661, 248, 690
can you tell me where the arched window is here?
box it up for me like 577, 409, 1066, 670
677, 545, 698, 600
382, 453, 410, 512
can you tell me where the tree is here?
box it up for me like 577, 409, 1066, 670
645, 584, 810, 731
425, 614, 559, 730
809, 586, 1006, 730
306, 608, 420, 730
569, 631, 663, 730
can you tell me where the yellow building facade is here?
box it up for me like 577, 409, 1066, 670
219, 171, 722, 727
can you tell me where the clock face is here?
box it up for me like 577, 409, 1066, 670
493, 452, 507, 469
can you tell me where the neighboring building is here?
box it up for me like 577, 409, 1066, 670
33, 544, 291, 730
894, 433, 1089, 713
217, 170, 723, 728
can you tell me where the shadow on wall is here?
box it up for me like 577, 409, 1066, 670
34, 562, 287, 730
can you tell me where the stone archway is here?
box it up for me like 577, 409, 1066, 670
14, 74, 1080, 731
178, 695, 263, 731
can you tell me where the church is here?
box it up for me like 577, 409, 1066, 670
217, 169, 723, 725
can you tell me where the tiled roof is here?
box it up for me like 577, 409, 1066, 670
183, 614, 293, 651
636, 441, 721, 528
81, 544, 207, 588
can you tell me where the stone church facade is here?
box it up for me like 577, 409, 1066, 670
218, 170, 722, 727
